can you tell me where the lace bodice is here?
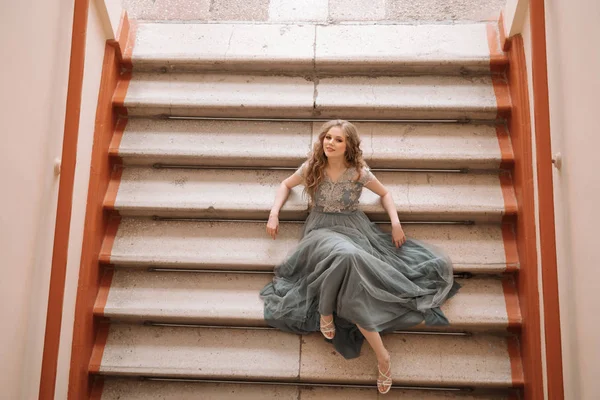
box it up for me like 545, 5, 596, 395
295, 161, 376, 213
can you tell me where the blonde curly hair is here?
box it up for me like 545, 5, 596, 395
303, 119, 366, 203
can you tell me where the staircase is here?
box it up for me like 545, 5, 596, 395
90, 21, 524, 398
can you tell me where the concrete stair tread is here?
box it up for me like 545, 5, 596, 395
101, 218, 519, 274
97, 377, 518, 399
119, 73, 506, 120
94, 18, 523, 400
90, 324, 523, 388
96, 270, 521, 332
106, 167, 516, 221
114, 119, 512, 170
130, 22, 506, 74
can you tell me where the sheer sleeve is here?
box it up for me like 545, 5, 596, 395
294, 161, 308, 182
358, 166, 376, 185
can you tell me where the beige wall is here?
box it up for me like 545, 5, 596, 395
0, 0, 117, 398
495, 0, 600, 397
105, 0, 123, 37
518, 0, 600, 399
53, 1, 114, 398
0, 1, 74, 399
544, 0, 600, 399
94, 0, 122, 39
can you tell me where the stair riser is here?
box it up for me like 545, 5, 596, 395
115, 120, 510, 170
132, 63, 498, 76
101, 220, 519, 274
120, 156, 507, 170
113, 209, 510, 223
98, 378, 516, 400
119, 74, 508, 121
97, 270, 520, 333
91, 325, 521, 388
130, 23, 506, 76
107, 168, 515, 222
124, 106, 504, 121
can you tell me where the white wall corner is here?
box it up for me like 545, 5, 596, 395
93, 0, 124, 40
503, 0, 529, 38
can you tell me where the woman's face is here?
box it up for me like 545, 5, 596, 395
323, 126, 347, 159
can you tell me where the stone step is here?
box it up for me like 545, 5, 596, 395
114, 119, 512, 170
100, 218, 519, 274
117, 73, 508, 120
90, 324, 523, 388
129, 23, 506, 75
105, 168, 516, 222
96, 377, 518, 399
96, 270, 521, 333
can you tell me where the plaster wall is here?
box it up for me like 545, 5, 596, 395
0, 1, 74, 398
542, 0, 600, 398
53, 1, 114, 397
520, 0, 600, 398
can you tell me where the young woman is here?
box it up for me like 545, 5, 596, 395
260, 120, 460, 394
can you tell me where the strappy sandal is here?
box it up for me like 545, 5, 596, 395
319, 315, 335, 340
377, 360, 392, 394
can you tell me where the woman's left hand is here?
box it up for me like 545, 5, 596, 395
391, 223, 406, 248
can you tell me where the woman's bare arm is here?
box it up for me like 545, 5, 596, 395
364, 179, 400, 224
365, 178, 406, 247
266, 173, 303, 239
270, 173, 303, 216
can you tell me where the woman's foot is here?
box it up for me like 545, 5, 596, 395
320, 315, 335, 339
377, 353, 392, 394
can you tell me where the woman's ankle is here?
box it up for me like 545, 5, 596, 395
378, 350, 391, 366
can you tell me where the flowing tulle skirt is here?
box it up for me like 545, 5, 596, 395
259, 209, 460, 359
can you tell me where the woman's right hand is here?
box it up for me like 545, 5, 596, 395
266, 214, 279, 240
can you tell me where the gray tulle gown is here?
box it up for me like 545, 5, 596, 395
260, 162, 460, 359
